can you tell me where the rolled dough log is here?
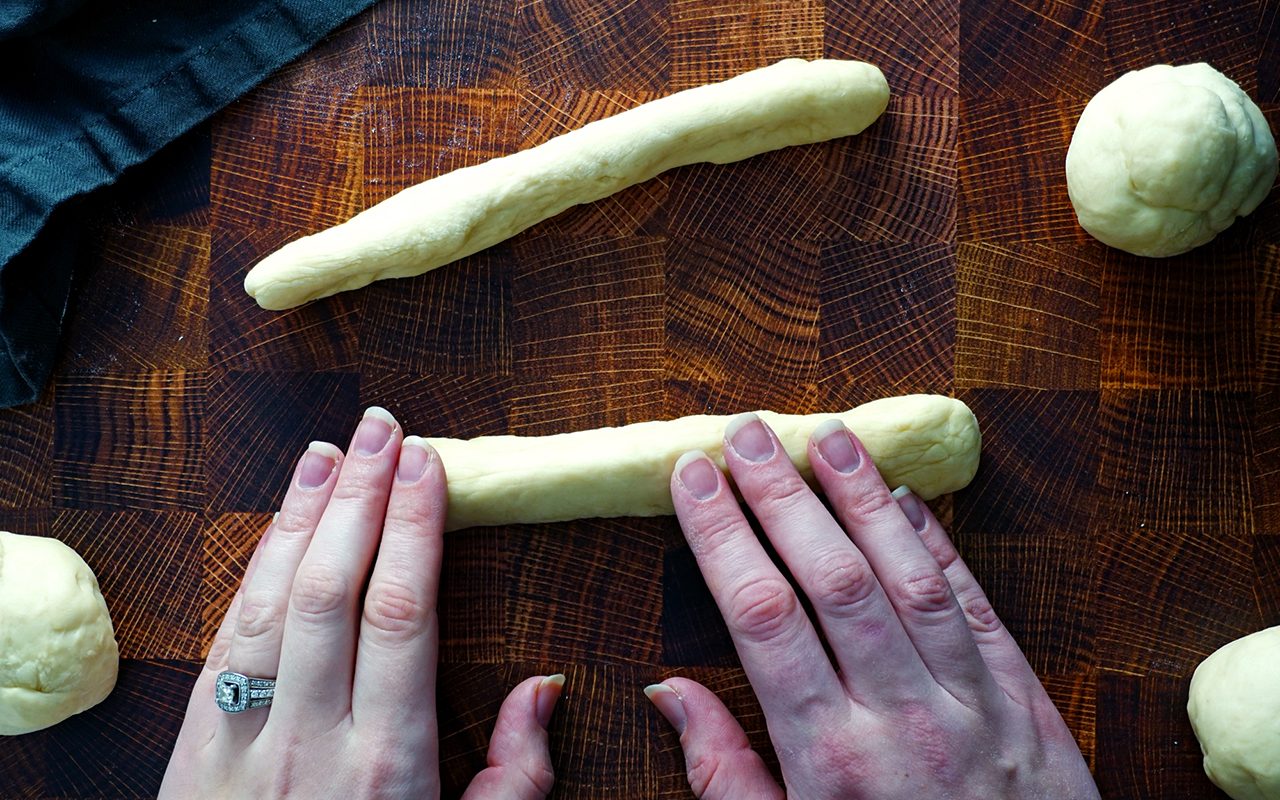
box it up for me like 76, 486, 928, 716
425, 394, 980, 531
244, 58, 890, 309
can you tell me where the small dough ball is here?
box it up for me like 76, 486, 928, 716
1065, 63, 1277, 257
1187, 626, 1280, 800
0, 531, 119, 735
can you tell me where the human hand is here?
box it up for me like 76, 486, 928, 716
649, 414, 1098, 799
161, 407, 563, 799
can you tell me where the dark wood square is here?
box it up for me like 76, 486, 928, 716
1101, 240, 1255, 390
1095, 672, 1215, 799
1256, 534, 1280, 624
955, 241, 1102, 389
1042, 670, 1096, 769
825, 0, 959, 98
819, 240, 955, 394
439, 528, 506, 664
364, 0, 520, 88
512, 233, 665, 378
518, 0, 669, 90
506, 520, 665, 665
360, 372, 513, 438
208, 83, 367, 371
960, 0, 1103, 101
668, 0, 822, 89
54, 511, 204, 660
1259, 243, 1280, 387
60, 224, 209, 374
1104, 1, 1261, 93
956, 530, 1094, 675
204, 371, 359, 512
42, 660, 199, 799
958, 94, 1087, 243
821, 96, 957, 243
54, 372, 204, 512
200, 512, 268, 653
1256, 390, 1280, 533
953, 389, 1098, 539
0, 389, 52, 508
664, 234, 820, 396
508, 372, 665, 435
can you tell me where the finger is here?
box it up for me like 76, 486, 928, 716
646, 678, 783, 800
897, 489, 1045, 699
352, 437, 446, 729
810, 419, 998, 708
461, 674, 564, 800
222, 442, 342, 740
721, 414, 933, 705
187, 520, 271, 743
273, 406, 402, 730
670, 450, 843, 727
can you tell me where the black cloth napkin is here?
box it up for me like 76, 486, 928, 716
0, 0, 376, 407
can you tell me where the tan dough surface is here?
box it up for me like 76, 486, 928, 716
244, 58, 890, 309
0, 531, 119, 736
426, 394, 980, 532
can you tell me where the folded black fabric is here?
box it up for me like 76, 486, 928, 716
0, 0, 377, 406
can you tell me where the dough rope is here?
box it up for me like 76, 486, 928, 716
424, 394, 980, 531
244, 58, 890, 309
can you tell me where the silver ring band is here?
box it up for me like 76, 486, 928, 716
215, 670, 275, 713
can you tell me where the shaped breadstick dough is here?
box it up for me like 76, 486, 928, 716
244, 58, 890, 309
426, 394, 979, 531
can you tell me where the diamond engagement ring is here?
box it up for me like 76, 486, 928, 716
215, 671, 275, 713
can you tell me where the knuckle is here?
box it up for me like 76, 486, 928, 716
516, 758, 556, 797
383, 495, 445, 535
839, 486, 898, 523
894, 570, 955, 618
750, 474, 814, 514
362, 580, 433, 638
809, 737, 872, 787
726, 577, 801, 644
235, 592, 284, 641
686, 751, 724, 798
205, 633, 232, 667
917, 527, 961, 572
290, 565, 352, 622
807, 551, 879, 616
960, 592, 1004, 636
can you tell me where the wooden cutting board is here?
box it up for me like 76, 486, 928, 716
1, 0, 1276, 796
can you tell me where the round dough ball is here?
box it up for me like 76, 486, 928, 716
0, 531, 119, 735
1065, 62, 1277, 257
1187, 626, 1280, 800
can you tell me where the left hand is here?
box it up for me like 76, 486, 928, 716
161, 407, 562, 799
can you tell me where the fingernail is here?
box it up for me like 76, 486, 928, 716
892, 485, 927, 532
354, 406, 397, 456
675, 451, 720, 500
298, 441, 341, 488
397, 436, 435, 483
813, 418, 860, 473
725, 413, 774, 462
270, 511, 279, 526
536, 674, 566, 728
644, 683, 687, 734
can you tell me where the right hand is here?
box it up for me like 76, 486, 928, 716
649, 414, 1099, 799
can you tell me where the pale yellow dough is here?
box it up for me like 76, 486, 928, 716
1188, 626, 1280, 800
424, 394, 980, 531
0, 531, 119, 736
244, 58, 890, 309
1065, 63, 1277, 257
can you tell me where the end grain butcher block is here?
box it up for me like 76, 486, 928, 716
0, 0, 1276, 798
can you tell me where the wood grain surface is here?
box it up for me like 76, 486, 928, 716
1, 0, 1277, 797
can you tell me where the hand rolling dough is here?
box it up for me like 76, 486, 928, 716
0, 531, 119, 735
244, 58, 890, 309
424, 394, 980, 531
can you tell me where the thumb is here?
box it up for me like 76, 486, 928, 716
646, 678, 784, 800
461, 674, 564, 800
